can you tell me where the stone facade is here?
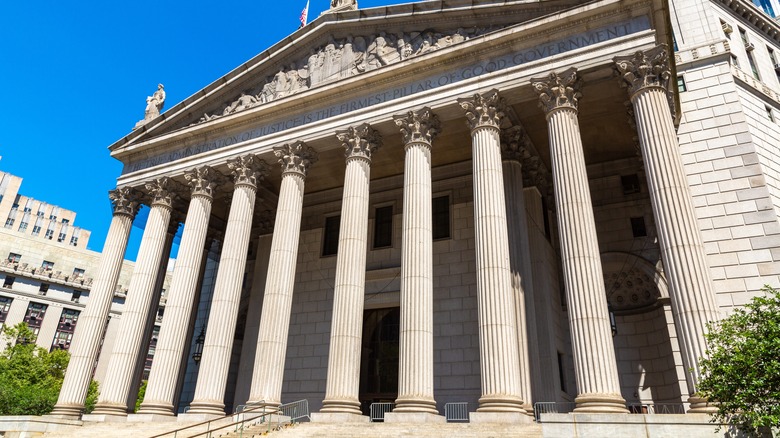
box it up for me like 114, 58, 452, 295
38, 0, 779, 430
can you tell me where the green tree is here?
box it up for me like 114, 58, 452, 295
0, 322, 100, 416
134, 380, 147, 413
698, 286, 780, 437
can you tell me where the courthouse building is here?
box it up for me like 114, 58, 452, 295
46, 0, 780, 427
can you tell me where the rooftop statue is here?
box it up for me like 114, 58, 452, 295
134, 84, 166, 129
330, 0, 357, 11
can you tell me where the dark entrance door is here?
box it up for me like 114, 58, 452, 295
359, 307, 400, 415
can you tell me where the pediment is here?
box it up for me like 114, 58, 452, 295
109, 0, 588, 152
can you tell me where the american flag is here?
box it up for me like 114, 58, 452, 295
299, 0, 309, 28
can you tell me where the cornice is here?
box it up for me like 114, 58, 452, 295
716, 0, 780, 44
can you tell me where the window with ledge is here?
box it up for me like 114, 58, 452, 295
621, 174, 641, 195
61, 219, 69, 224
373, 206, 393, 249
747, 51, 761, 80
767, 105, 776, 123
322, 215, 341, 257
70, 236, 79, 247
18, 221, 28, 231
44, 229, 53, 240
677, 76, 687, 92
0, 296, 12, 324
7, 253, 21, 263
4, 218, 14, 229
631, 217, 648, 237
71, 290, 82, 303
49, 214, 57, 220
32, 225, 41, 236
73, 268, 85, 278
432, 195, 451, 240
23, 302, 47, 336
2, 276, 15, 289
39, 283, 49, 295
41, 260, 54, 271
57, 232, 66, 242
731, 55, 740, 69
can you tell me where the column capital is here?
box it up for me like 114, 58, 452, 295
393, 107, 441, 147
500, 125, 529, 163
228, 155, 269, 188
108, 187, 141, 218
274, 141, 319, 177
457, 89, 505, 132
614, 45, 671, 98
184, 166, 221, 199
337, 123, 383, 162
531, 68, 582, 115
144, 177, 175, 209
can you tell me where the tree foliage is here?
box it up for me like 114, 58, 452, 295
0, 322, 99, 416
134, 379, 147, 413
698, 286, 780, 437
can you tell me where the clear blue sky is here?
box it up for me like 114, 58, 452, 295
0, 0, 408, 260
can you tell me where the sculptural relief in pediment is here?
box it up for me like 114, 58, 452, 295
194, 25, 504, 125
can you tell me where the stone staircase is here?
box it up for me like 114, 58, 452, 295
219, 422, 544, 438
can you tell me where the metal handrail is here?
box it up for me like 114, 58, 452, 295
148, 402, 272, 438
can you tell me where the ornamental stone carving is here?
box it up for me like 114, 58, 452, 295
108, 187, 141, 218
458, 89, 506, 131
329, 0, 357, 11
227, 155, 269, 188
500, 125, 528, 162
135, 84, 166, 129
604, 268, 660, 312
336, 123, 382, 161
614, 45, 671, 97
184, 166, 221, 199
394, 107, 441, 146
145, 177, 175, 209
274, 141, 319, 176
194, 26, 500, 125
531, 68, 582, 114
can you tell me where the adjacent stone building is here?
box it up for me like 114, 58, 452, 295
44, 0, 780, 429
0, 169, 172, 387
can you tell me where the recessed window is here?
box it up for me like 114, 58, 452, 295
71, 290, 82, 303
767, 105, 775, 123
731, 55, 740, 69
4, 218, 14, 229
73, 268, 85, 278
322, 215, 341, 257
41, 260, 54, 271
677, 76, 687, 92
3, 276, 15, 289
0, 296, 12, 324
432, 195, 451, 240
69, 236, 79, 247
57, 232, 66, 242
557, 351, 567, 393
631, 217, 647, 237
62, 219, 69, 224
621, 174, 641, 195
39, 283, 50, 295
32, 225, 41, 236
18, 222, 28, 231
373, 206, 393, 249
44, 229, 53, 240
7, 253, 21, 263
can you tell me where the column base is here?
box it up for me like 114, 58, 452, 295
48, 404, 84, 419
573, 394, 628, 413
185, 401, 226, 417
384, 412, 446, 423
81, 413, 128, 423
136, 401, 175, 417
90, 402, 130, 418
687, 395, 718, 414
477, 395, 527, 413
393, 397, 439, 415
470, 411, 533, 424
319, 399, 362, 416
311, 412, 369, 423
127, 413, 177, 422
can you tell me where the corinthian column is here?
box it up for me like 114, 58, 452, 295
615, 46, 721, 413
188, 156, 268, 416
500, 125, 539, 416
457, 91, 528, 422
92, 178, 176, 419
248, 141, 318, 406
384, 107, 443, 423
531, 69, 627, 413
50, 188, 140, 418
138, 167, 219, 417
317, 125, 382, 421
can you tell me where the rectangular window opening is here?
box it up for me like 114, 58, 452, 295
631, 217, 648, 238
322, 215, 341, 257
39, 283, 49, 295
621, 174, 641, 195
373, 206, 393, 249
432, 195, 451, 240
677, 76, 687, 92
557, 351, 567, 393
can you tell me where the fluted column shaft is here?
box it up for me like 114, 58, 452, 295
249, 142, 317, 406
51, 189, 139, 418
532, 69, 627, 413
458, 91, 526, 414
321, 125, 382, 416
93, 180, 174, 416
190, 158, 266, 415
615, 46, 720, 412
139, 168, 217, 416
393, 108, 440, 414
501, 150, 537, 413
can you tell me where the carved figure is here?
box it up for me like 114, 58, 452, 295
331, 0, 357, 8
134, 83, 166, 129
366, 36, 395, 71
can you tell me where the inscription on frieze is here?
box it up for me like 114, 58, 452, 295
124, 16, 650, 174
